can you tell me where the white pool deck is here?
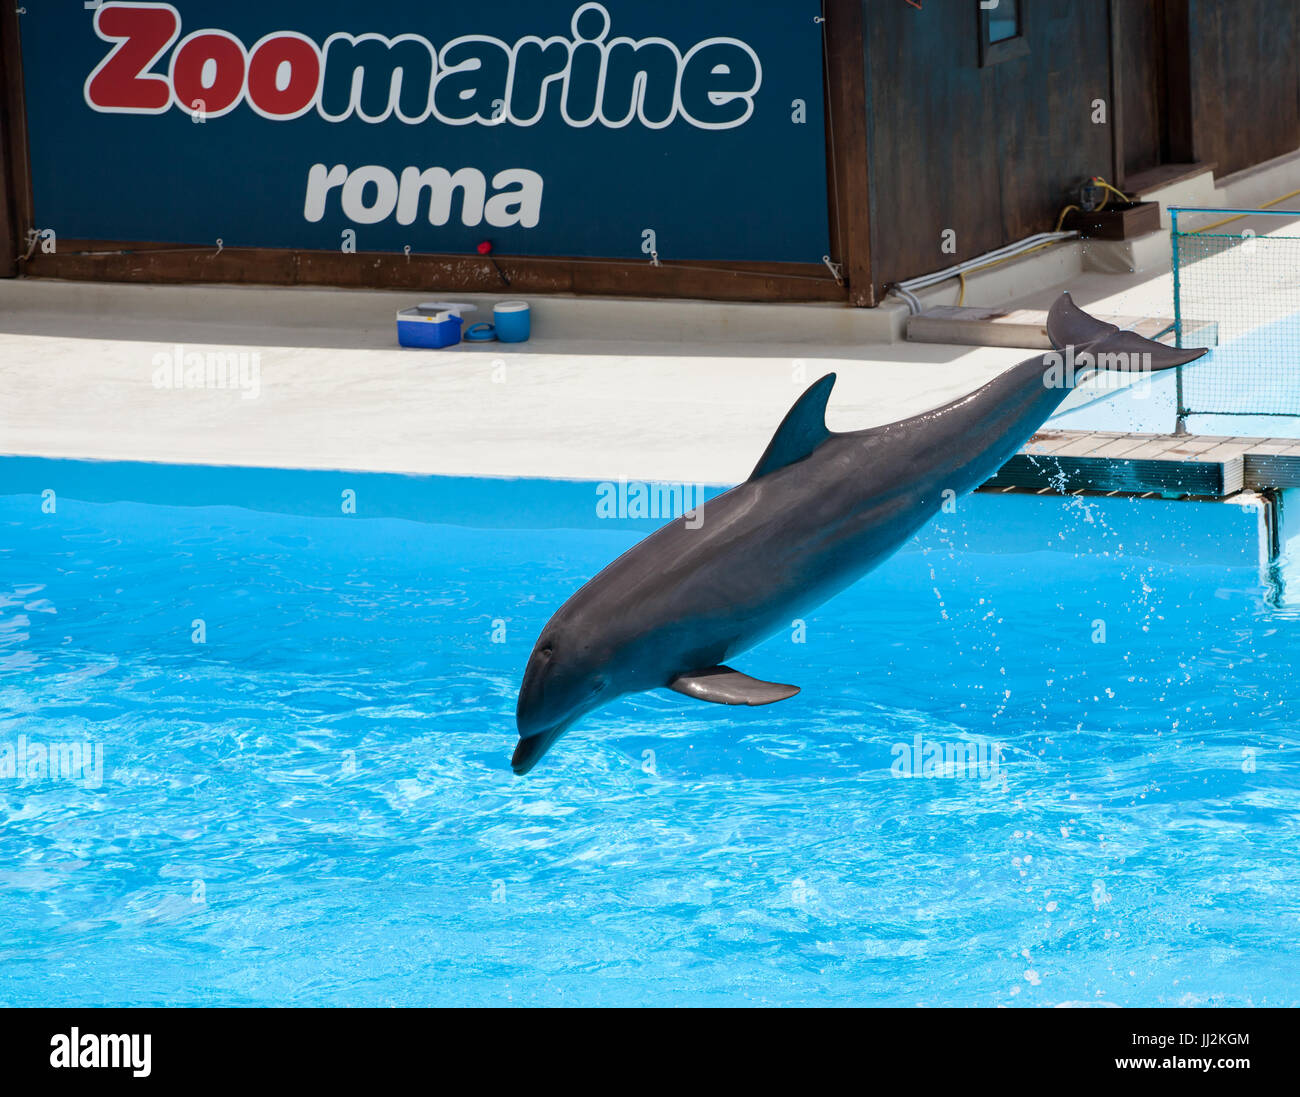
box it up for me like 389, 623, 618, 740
3, 150, 1300, 486
0, 271, 1198, 486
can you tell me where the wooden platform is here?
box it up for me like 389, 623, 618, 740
983, 430, 1300, 498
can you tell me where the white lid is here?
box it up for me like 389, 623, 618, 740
494, 300, 530, 313
418, 301, 476, 316
397, 305, 470, 322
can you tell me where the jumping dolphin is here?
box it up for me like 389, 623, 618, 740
512, 293, 1206, 774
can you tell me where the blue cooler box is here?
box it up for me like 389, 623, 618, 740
396, 302, 475, 348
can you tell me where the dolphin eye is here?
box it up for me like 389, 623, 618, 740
539, 644, 553, 659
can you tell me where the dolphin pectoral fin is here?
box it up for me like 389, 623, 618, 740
668, 665, 800, 706
749, 374, 837, 480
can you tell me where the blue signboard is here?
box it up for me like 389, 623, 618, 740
18, 1, 830, 262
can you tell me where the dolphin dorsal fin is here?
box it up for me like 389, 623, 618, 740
749, 373, 837, 481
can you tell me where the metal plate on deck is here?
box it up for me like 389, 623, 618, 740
907, 308, 1184, 350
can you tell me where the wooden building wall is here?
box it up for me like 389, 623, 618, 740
863, 0, 1114, 293
1187, 0, 1300, 177
862, 0, 1300, 296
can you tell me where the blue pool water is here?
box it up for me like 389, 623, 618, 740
1, 461, 1298, 1007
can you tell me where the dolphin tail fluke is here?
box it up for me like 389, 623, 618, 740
1046, 292, 1208, 371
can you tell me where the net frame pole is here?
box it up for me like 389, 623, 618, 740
1171, 207, 1189, 435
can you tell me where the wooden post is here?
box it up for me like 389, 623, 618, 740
1162, 0, 1195, 163
0, 3, 33, 277
1106, 0, 1125, 186
821, 0, 874, 306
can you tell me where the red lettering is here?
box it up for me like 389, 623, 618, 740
170, 32, 246, 116
84, 3, 180, 113
246, 34, 321, 119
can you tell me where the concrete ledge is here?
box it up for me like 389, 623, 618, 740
1079, 228, 1172, 275
0, 277, 911, 349
1215, 147, 1300, 210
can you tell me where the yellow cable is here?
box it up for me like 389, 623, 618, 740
950, 177, 1298, 308
1191, 187, 1300, 233
948, 177, 1126, 307
1055, 204, 1080, 231
1092, 178, 1131, 204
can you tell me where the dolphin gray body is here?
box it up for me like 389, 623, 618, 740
512, 293, 1206, 774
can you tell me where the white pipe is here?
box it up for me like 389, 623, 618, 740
889, 230, 1079, 312
899, 232, 1077, 290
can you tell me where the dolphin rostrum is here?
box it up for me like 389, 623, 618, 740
512, 293, 1206, 774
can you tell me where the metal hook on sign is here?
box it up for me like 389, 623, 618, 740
649, 250, 661, 268
403, 244, 412, 263
822, 255, 844, 285
214, 238, 224, 256
18, 227, 39, 263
